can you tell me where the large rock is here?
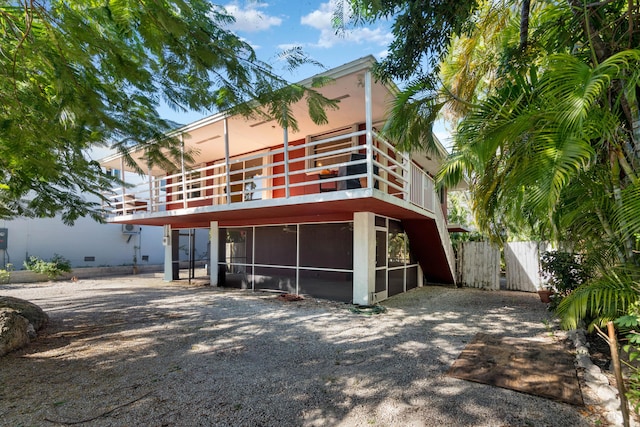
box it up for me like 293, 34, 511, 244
0, 310, 30, 356
0, 296, 48, 356
0, 296, 48, 330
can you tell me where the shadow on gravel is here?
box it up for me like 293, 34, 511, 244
0, 280, 596, 426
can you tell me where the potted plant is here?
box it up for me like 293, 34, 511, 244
537, 285, 554, 303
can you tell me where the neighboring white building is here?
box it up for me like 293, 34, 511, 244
0, 216, 165, 270
0, 149, 210, 275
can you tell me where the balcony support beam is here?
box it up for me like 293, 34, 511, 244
163, 224, 174, 281
403, 152, 410, 202
147, 159, 153, 212
365, 70, 374, 190
224, 118, 231, 204
353, 211, 375, 305
120, 157, 126, 212
209, 221, 219, 286
180, 134, 187, 209
283, 111, 290, 198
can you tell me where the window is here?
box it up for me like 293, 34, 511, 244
299, 223, 353, 269
307, 125, 357, 170
106, 168, 121, 179
312, 138, 352, 169
388, 220, 409, 268
176, 171, 202, 200
229, 156, 264, 202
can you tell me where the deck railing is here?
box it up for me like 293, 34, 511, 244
102, 129, 438, 217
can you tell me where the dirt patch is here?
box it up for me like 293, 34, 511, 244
276, 293, 305, 302
586, 331, 613, 371
0, 277, 603, 426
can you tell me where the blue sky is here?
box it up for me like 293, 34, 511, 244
162, 0, 451, 147
223, 0, 392, 76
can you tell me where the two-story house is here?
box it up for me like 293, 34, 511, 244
99, 56, 456, 305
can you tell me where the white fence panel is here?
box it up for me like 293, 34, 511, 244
504, 241, 550, 292
458, 241, 500, 290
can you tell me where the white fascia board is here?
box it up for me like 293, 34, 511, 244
431, 134, 450, 158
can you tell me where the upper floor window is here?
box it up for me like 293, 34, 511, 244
230, 156, 264, 202
307, 125, 358, 170
176, 170, 202, 200
105, 168, 121, 179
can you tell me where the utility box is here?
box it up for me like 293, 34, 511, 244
122, 224, 141, 235
0, 228, 7, 250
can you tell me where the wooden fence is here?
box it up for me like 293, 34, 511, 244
458, 241, 549, 292
504, 241, 550, 292
457, 241, 500, 290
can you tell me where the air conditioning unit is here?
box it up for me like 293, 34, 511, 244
122, 224, 141, 235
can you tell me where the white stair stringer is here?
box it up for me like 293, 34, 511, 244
433, 203, 457, 285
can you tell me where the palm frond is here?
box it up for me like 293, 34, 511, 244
613, 181, 640, 248
382, 75, 446, 154
556, 265, 640, 330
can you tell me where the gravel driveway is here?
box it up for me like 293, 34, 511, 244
0, 275, 602, 426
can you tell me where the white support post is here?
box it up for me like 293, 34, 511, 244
147, 160, 153, 212
251, 225, 256, 291
209, 221, 219, 286
364, 70, 374, 189
119, 157, 126, 213
224, 118, 231, 204
283, 110, 290, 198
353, 212, 376, 305
163, 224, 173, 282
295, 224, 300, 295
402, 152, 410, 201
180, 134, 187, 209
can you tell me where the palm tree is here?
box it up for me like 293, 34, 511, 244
443, 49, 640, 246
382, 0, 515, 154
438, 1, 640, 335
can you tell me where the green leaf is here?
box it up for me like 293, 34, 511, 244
0, 0, 331, 223
616, 315, 640, 328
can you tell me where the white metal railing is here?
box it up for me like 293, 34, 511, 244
101, 129, 438, 217
409, 162, 436, 212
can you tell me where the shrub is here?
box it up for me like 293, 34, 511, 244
24, 254, 72, 279
0, 263, 13, 283
540, 250, 590, 295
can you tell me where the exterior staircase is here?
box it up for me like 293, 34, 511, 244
403, 204, 456, 285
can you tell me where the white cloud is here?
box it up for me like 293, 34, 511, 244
300, 6, 329, 30
301, 2, 392, 49
224, 2, 282, 32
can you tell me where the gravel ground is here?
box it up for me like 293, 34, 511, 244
0, 275, 605, 426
